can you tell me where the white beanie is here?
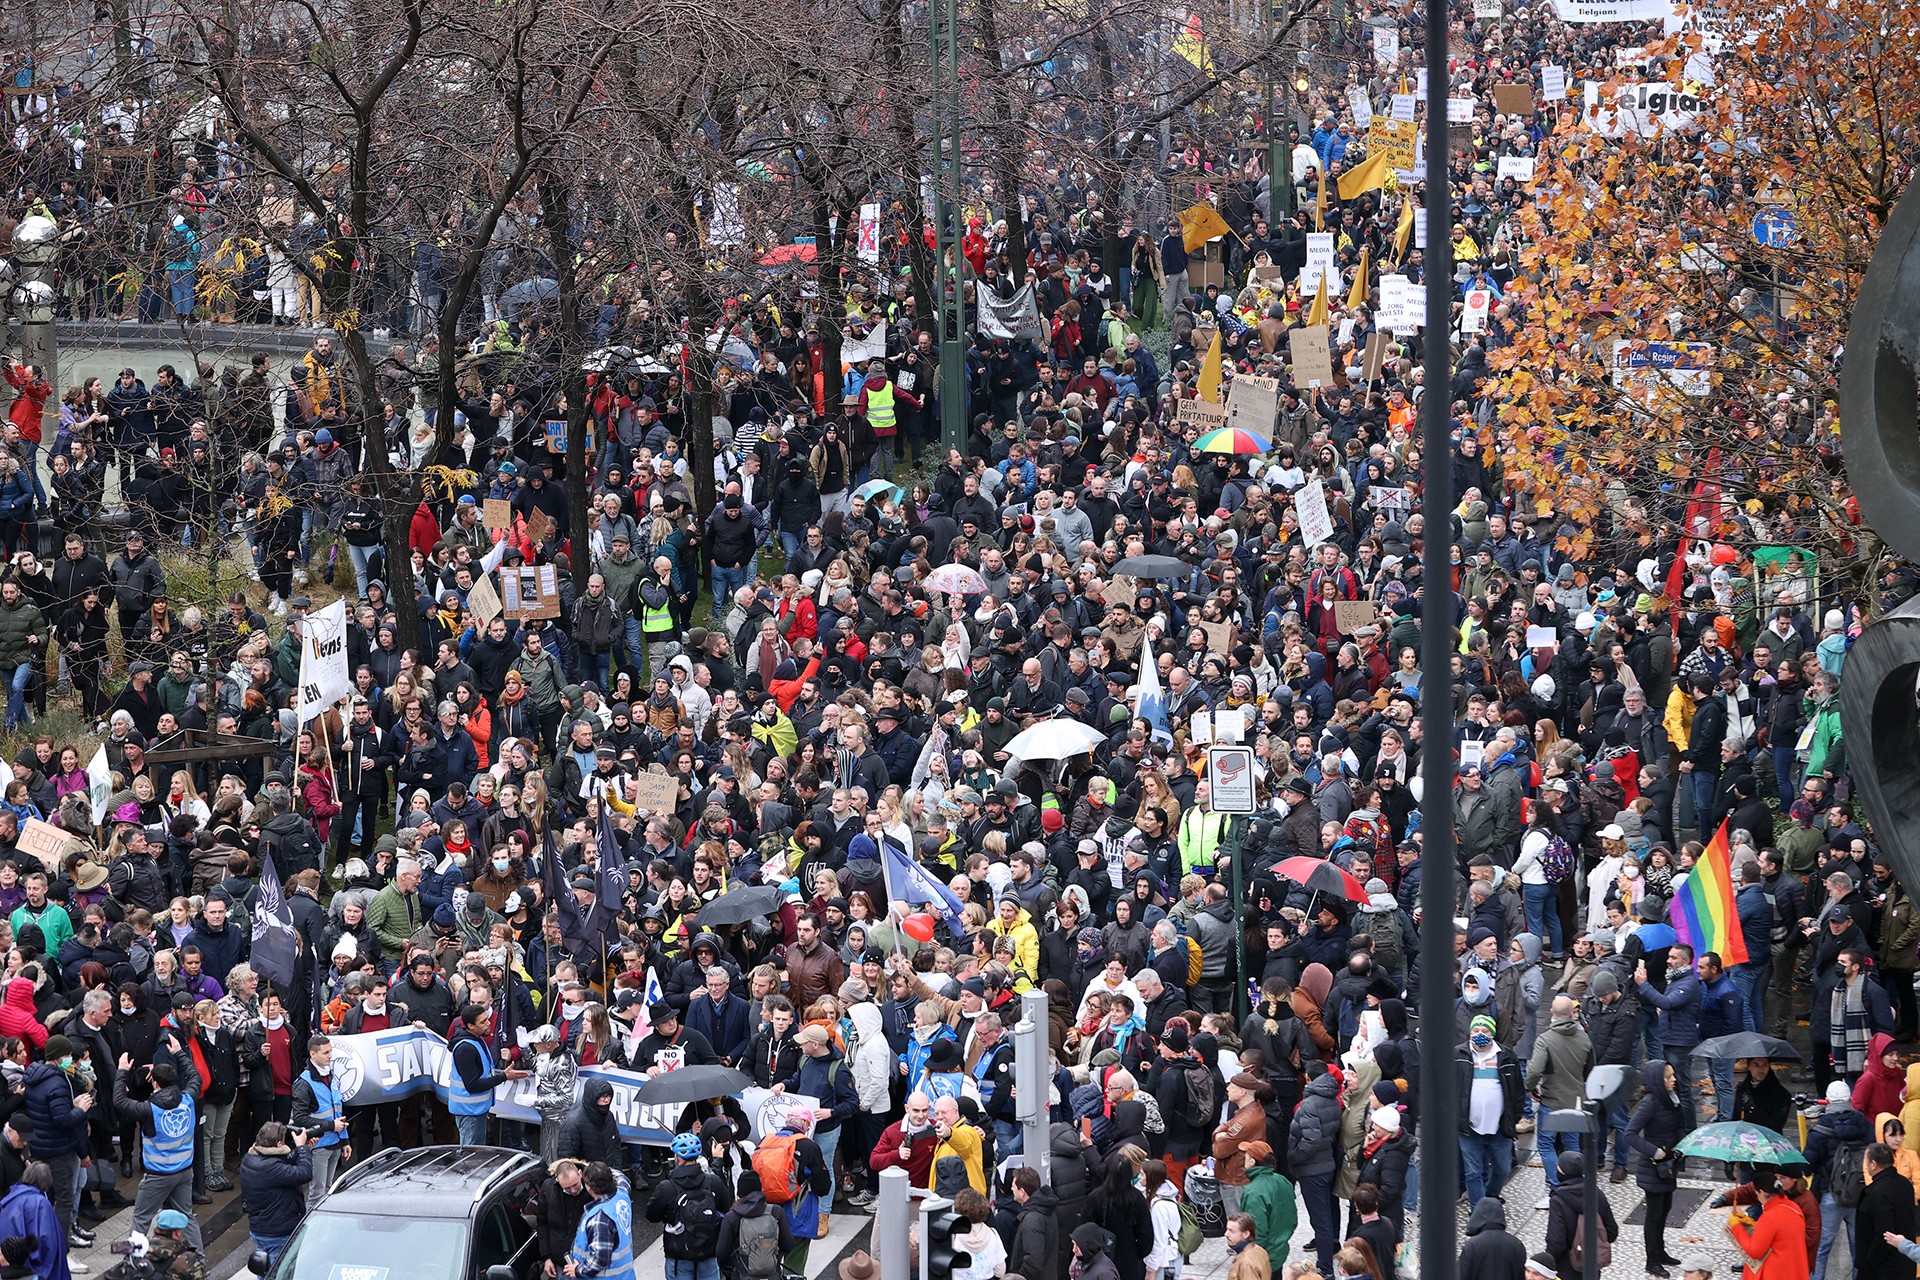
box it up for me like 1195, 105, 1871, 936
1824, 609, 1845, 631
1826, 1081, 1853, 1106
1370, 1106, 1402, 1134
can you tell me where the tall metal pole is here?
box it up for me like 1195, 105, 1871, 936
1416, 5, 1457, 1280
1014, 988, 1052, 1185
878, 1167, 911, 1280
1265, 6, 1292, 223
930, 0, 966, 451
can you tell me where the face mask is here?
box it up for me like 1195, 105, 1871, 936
120, 1003, 134, 1016
57, 1057, 72, 1070
493, 859, 510, 873
1470, 1033, 1493, 1050
561, 1001, 585, 1020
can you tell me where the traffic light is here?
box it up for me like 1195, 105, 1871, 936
920, 1198, 972, 1280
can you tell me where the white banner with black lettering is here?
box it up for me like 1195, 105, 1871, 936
326, 1025, 817, 1148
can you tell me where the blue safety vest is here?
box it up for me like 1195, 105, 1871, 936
569, 1185, 636, 1280
298, 1068, 346, 1148
142, 1094, 197, 1174
449, 1035, 495, 1116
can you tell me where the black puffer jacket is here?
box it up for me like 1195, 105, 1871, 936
1046, 1122, 1096, 1247
556, 1078, 622, 1166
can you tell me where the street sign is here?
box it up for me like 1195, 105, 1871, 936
1752, 208, 1798, 248
1206, 745, 1258, 814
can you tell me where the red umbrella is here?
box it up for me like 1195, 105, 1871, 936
1269, 856, 1369, 904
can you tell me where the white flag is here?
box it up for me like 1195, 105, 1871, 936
86, 745, 113, 826
295, 599, 352, 722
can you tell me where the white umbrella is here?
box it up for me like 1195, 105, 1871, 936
1002, 718, 1106, 762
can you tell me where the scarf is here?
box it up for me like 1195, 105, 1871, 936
1831, 976, 1873, 1075
500, 681, 527, 706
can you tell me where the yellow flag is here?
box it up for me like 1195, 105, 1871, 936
1394, 198, 1416, 260
1173, 11, 1212, 72
1178, 203, 1231, 255
1347, 247, 1370, 311
1315, 169, 1327, 231
1306, 273, 1328, 327
1336, 151, 1392, 201
1197, 327, 1223, 402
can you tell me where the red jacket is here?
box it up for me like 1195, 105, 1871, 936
868, 1117, 939, 1185
409, 503, 442, 559
4, 364, 49, 444
0, 976, 47, 1051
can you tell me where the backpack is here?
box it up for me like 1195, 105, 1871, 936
1176, 1199, 1204, 1258
753, 1134, 802, 1204
1364, 908, 1404, 976
1179, 1061, 1216, 1129
1185, 936, 1204, 989
1831, 1138, 1869, 1208
1539, 834, 1577, 885
666, 1178, 722, 1257
1567, 1213, 1612, 1272
736, 1211, 784, 1278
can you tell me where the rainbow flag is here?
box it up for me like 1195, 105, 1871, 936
1670, 819, 1749, 966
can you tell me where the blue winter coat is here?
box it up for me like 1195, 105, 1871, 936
781, 1049, 859, 1136
684, 992, 754, 1067
22, 1062, 89, 1159
0, 1183, 70, 1280
1636, 969, 1703, 1049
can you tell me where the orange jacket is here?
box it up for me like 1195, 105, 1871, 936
1728, 1194, 1809, 1280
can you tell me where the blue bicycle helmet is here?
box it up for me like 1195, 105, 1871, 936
671, 1131, 703, 1159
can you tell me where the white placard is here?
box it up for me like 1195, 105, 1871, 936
1414, 208, 1428, 249
1348, 87, 1373, 128
1462, 289, 1492, 333
1373, 26, 1399, 62
1526, 625, 1559, 648
1541, 65, 1569, 101
1390, 93, 1417, 122
1447, 97, 1476, 123
1378, 275, 1424, 332
857, 202, 881, 265
1301, 232, 1338, 298
1497, 155, 1537, 183
1474, 0, 1502, 15
1417, 68, 1429, 97
1296, 479, 1335, 546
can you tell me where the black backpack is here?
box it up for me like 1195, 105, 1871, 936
1830, 1138, 1869, 1208
1179, 1061, 1216, 1129
666, 1178, 722, 1258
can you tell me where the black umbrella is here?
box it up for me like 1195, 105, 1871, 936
632, 1065, 753, 1107
1692, 1032, 1803, 1063
1113, 554, 1190, 579
694, 884, 787, 928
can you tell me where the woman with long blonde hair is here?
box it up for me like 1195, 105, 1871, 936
162, 770, 210, 827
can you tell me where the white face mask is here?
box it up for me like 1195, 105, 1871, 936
561, 1001, 585, 1020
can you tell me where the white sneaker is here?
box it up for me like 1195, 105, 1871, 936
294, 568, 310, 587
70, 1263, 89, 1275
1534, 1195, 1550, 1210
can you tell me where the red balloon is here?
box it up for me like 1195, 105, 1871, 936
902, 914, 937, 943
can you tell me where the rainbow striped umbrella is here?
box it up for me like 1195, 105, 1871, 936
1194, 426, 1272, 454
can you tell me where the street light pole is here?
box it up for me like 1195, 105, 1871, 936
1265, 10, 1292, 223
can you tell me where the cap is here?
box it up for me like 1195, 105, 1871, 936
155, 1209, 192, 1232
795, 1024, 830, 1046
1677, 1255, 1715, 1276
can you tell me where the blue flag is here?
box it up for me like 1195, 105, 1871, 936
882, 836, 967, 931
250, 850, 300, 994
1137, 631, 1173, 745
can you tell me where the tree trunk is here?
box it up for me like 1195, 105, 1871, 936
975, 0, 1028, 289
880, 0, 939, 328
536, 166, 593, 556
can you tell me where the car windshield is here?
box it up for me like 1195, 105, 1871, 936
275, 1211, 469, 1280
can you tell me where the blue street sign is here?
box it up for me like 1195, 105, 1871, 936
1752, 209, 1799, 248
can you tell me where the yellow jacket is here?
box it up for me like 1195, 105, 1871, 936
932, 1119, 986, 1193
1664, 684, 1696, 756
986, 908, 1040, 986
1899, 1064, 1920, 1151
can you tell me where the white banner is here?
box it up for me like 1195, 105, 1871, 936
1295, 480, 1335, 547
1372, 26, 1398, 62
857, 202, 881, 266
1584, 81, 1705, 137
976, 282, 1048, 343
1553, 0, 1674, 20
295, 599, 352, 722
1348, 87, 1373, 128
327, 1025, 818, 1149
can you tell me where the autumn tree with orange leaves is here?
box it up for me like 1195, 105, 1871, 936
1483, 0, 1919, 608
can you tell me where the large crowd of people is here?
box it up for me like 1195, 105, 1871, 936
0, 1, 1911, 1280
